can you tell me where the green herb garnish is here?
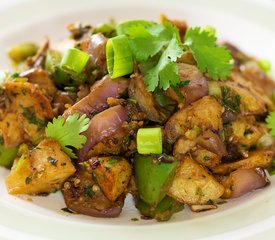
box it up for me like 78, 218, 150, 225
45, 113, 90, 158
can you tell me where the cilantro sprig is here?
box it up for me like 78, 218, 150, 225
184, 27, 232, 80
114, 20, 233, 92
45, 113, 90, 158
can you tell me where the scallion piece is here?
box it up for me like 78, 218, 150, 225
137, 128, 162, 154
106, 35, 133, 78
60, 48, 89, 75
258, 59, 271, 73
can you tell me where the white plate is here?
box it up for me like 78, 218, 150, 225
0, 0, 275, 239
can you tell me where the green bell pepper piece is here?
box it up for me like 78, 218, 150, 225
136, 196, 184, 221
0, 145, 18, 168
134, 154, 177, 206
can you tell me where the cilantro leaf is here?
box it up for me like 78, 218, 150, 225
266, 111, 275, 137
145, 37, 183, 91
184, 27, 233, 80
126, 22, 180, 62
45, 113, 90, 158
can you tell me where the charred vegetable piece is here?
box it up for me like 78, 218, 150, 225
88, 157, 132, 202
134, 154, 177, 206
136, 195, 184, 221
62, 165, 124, 218
6, 139, 76, 194
8, 42, 38, 63
0, 145, 18, 168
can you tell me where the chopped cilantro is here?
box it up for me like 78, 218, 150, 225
22, 106, 47, 130
184, 27, 233, 80
196, 187, 204, 196
83, 186, 95, 197
45, 113, 90, 158
221, 86, 241, 113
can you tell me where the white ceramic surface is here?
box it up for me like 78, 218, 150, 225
0, 0, 275, 239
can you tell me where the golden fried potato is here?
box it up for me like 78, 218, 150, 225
88, 157, 132, 202
4, 81, 54, 144
227, 116, 264, 148
6, 139, 75, 194
191, 147, 221, 168
167, 155, 224, 205
223, 81, 267, 115
165, 96, 223, 143
0, 113, 25, 147
212, 150, 273, 175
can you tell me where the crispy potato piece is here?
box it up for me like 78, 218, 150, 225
173, 137, 197, 158
230, 70, 275, 111
4, 81, 53, 120
227, 116, 264, 147
4, 81, 54, 144
88, 157, 132, 202
223, 81, 267, 115
0, 113, 25, 147
6, 139, 75, 194
212, 150, 273, 175
20, 68, 57, 97
87, 132, 128, 158
167, 155, 224, 205
165, 96, 223, 143
192, 147, 221, 168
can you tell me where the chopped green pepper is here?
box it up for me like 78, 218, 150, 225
136, 196, 184, 221
0, 145, 18, 168
134, 154, 177, 206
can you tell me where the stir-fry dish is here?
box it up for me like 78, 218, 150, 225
1, 15, 275, 221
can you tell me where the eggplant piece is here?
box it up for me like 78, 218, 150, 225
63, 75, 129, 118
128, 74, 170, 123
165, 63, 208, 106
77, 105, 128, 162
219, 168, 270, 198
197, 130, 227, 158
62, 165, 124, 218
